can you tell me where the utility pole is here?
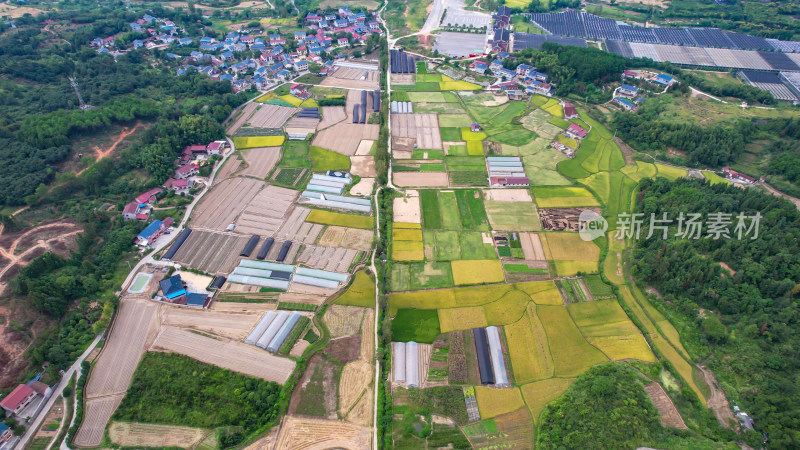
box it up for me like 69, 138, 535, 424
69, 76, 93, 110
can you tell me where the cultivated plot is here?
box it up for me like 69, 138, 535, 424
191, 177, 263, 230
393, 190, 421, 223
150, 326, 295, 383
108, 422, 209, 449
484, 200, 541, 231
171, 230, 249, 274
234, 185, 299, 236
274, 416, 372, 450
245, 104, 299, 128
320, 67, 380, 90
318, 226, 374, 251
318, 106, 348, 130
162, 307, 262, 341
391, 113, 443, 150
297, 245, 358, 272
240, 147, 281, 179
394, 172, 450, 187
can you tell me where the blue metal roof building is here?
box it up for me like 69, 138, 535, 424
160, 275, 186, 299
137, 220, 163, 240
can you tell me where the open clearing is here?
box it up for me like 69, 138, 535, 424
318, 226, 374, 251
150, 326, 295, 383
275, 416, 372, 450
486, 189, 532, 202
393, 190, 421, 223
313, 123, 380, 156
243, 104, 298, 128
162, 307, 262, 340
298, 244, 359, 272
108, 422, 209, 448
241, 147, 281, 178
191, 177, 263, 230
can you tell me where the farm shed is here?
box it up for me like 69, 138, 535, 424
373, 90, 380, 111
228, 274, 290, 290
326, 171, 351, 179
472, 328, 495, 385
361, 90, 367, 105
185, 293, 209, 307
360, 102, 367, 123
232, 267, 277, 278
391, 101, 398, 114
353, 104, 360, 123
257, 311, 290, 348
405, 341, 419, 388
292, 274, 340, 289
267, 311, 302, 351
240, 259, 295, 272
276, 241, 292, 262
162, 228, 192, 260
246, 311, 277, 344
240, 235, 261, 257
393, 342, 406, 383
257, 237, 275, 260
295, 267, 348, 283
209, 276, 226, 290
306, 183, 346, 195
298, 191, 372, 213
486, 326, 510, 387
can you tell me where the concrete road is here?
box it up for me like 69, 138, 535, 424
14, 333, 104, 450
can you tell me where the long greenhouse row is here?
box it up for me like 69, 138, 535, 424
228, 259, 348, 291
245, 310, 303, 352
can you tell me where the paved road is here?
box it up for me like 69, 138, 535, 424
14, 333, 104, 450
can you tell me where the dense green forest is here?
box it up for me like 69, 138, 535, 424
632, 178, 800, 447
0, 6, 244, 385
114, 352, 282, 445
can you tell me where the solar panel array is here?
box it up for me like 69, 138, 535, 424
527, 11, 800, 53
512, 32, 587, 51
619, 25, 658, 43
607, 42, 788, 71
740, 70, 798, 101
605, 40, 634, 58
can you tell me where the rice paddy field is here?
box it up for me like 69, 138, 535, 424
385, 63, 707, 433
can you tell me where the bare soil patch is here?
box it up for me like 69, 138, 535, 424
245, 104, 298, 129
318, 226, 374, 251
644, 383, 688, 429
274, 416, 372, 450
324, 335, 362, 365
324, 305, 366, 338
391, 113, 443, 150
214, 154, 244, 184
320, 68, 380, 90
191, 177, 263, 230
355, 140, 374, 155
318, 106, 347, 130
298, 245, 358, 272
171, 230, 249, 274
539, 207, 602, 232
235, 185, 298, 236
350, 155, 377, 177
108, 422, 209, 448
162, 307, 262, 340
393, 190, 421, 223
394, 172, 449, 187
519, 232, 546, 261
350, 177, 375, 196
696, 364, 736, 429
241, 147, 281, 179
486, 189, 532, 202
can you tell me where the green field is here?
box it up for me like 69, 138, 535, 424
484, 200, 541, 231
391, 261, 454, 291
419, 189, 489, 231
279, 141, 311, 168
420, 190, 442, 229
392, 309, 441, 343
425, 230, 496, 260
335, 271, 375, 307
440, 127, 463, 141
310, 146, 350, 171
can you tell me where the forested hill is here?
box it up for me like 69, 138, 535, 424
0, 8, 244, 206
632, 178, 800, 447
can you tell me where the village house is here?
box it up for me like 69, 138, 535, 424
181, 145, 208, 163
722, 166, 756, 183
294, 59, 309, 72
563, 102, 579, 119
175, 164, 199, 180
290, 83, 312, 100
163, 177, 191, 195
516, 63, 534, 77
470, 60, 488, 74
0, 384, 37, 416
135, 188, 163, 205
493, 6, 512, 29
206, 141, 225, 155
136, 218, 174, 247
160, 275, 187, 302
618, 84, 639, 98
526, 80, 553, 96
0, 423, 12, 444
492, 28, 511, 52
471, 123, 482, 132
565, 123, 589, 140
614, 97, 638, 111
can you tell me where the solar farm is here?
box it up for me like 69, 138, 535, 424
382, 60, 712, 447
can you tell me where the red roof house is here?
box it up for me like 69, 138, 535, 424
135, 188, 163, 204
206, 141, 224, 154
565, 123, 588, 140
563, 103, 579, 120
1, 384, 36, 416
722, 166, 756, 183
175, 164, 199, 180
123, 201, 139, 220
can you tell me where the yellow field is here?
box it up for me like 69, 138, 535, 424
534, 196, 602, 208
278, 94, 304, 106
392, 249, 425, 261
232, 135, 285, 149
483, 289, 531, 325
394, 222, 422, 229
300, 98, 319, 108
587, 335, 656, 362
621, 161, 658, 182
475, 387, 525, 419
440, 80, 481, 90
306, 210, 374, 229
516, 281, 563, 305
554, 260, 598, 276
461, 127, 488, 141
393, 229, 423, 240
393, 240, 423, 252
655, 164, 688, 181
438, 306, 487, 332
541, 232, 600, 261
454, 284, 514, 305
505, 304, 554, 383
567, 300, 640, 337
256, 92, 278, 102
545, 103, 564, 118
603, 234, 626, 285
537, 306, 607, 377
451, 260, 505, 285
260, 17, 294, 24
520, 378, 575, 423
389, 289, 456, 313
